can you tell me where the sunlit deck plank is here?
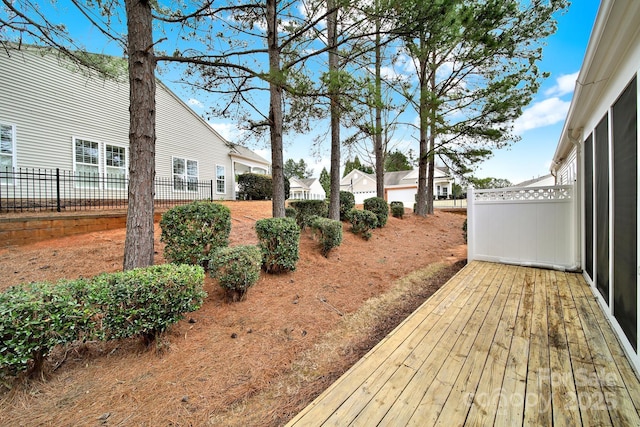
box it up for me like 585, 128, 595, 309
320, 260, 498, 425
546, 269, 581, 426
285, 261, 640, 427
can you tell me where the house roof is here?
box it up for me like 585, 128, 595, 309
300, 178, 317, 187
228, 144, 270, 166
552, 0, 640, 172
384, 170, 413, 186
514, 174, 554, 187
289, 177, 307, 189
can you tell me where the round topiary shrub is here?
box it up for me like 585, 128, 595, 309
285, 206, 297, 218
160, 201, 231, 268
209, 245, 262, 302
390, 201, 405, 219
339, 191, 355, 221
255, 217, 300, 273
0, 281, 88, 380
309, 216, 343, 257
364, 196, 389, 227
348, 208, 378, 240
289, 200, 328, 229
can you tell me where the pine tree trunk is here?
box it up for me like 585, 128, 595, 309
426, 54, 437, 215
123, 0, 156, 270
374, 20, 384, 199
415, 51, 429, 217
267, 0, 285, 218
327, 0, 341, 221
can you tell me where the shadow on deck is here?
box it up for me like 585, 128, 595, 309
286, 261, 640, 426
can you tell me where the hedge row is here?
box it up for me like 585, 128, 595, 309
0, 264, 205, 381
236, 173, 290, 200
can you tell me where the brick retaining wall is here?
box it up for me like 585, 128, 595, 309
0, 212, 163, 248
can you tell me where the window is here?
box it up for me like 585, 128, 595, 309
105, 144, 127, 189
1, 123, 16, 185
74, 138, 100, 188
173, 157, 198, 191
216, 165, 226, 194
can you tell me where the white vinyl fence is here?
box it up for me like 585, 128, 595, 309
467, 185, 578, 270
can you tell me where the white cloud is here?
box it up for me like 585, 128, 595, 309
513, 97, 570, 134
545, 72, 579, 97
254, 148, 270, 162
209, 121, 245, 142
188, 98, 204, 108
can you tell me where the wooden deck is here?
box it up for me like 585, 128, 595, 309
286, 261, 640, 426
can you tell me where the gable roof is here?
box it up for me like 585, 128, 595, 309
384, 170, 413, 186
228, 144, 270, 166
514, 174, 554, 187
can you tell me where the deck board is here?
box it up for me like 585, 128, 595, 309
286, 261, 640, 427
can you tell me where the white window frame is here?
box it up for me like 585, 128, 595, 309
104, 143, 128, 190
0, 122, 16, 185
216, 164, 226, 194
73, 137, 101, 189
172, 156, 199, 192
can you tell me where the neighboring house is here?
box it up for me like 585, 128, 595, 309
340, 167, 454, 205
288, 177, 326, 200
551, 0, 639, 371
514, 173, 555, 187
0, 47, 270, 202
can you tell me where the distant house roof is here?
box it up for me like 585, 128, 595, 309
384, 170, 412, 186
514, 174, 555, 187
300, 178, 317, 187
228, 144, 270, 166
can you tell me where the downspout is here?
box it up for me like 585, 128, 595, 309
569, 127, 583, 271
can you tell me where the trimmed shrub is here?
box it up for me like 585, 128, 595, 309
0, 264, 206, 382
237, 173, 272, 200
255, 217, 300, 273
309, 216, 343, 257
209, 245, 262, 302
285, 206, 297, 218
0, 281, 90, 379
390, 201, 405, 219
237, 173, 290, 200
348, 208, 378, 240
339, 191, 355, 221
160, 201, 231, 268
364, 197, 389, 227
86, 264, 206, 342
289, 200, 328, 229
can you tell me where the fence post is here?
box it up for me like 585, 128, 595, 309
466, 186, 474, 262
56, 168, 61, 212
210, 180, 214, 201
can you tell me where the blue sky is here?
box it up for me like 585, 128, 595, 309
472, 0, 600, 185
15, 1, 601, 184
185, 1, 601, 184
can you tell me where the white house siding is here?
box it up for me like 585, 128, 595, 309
0, 49, 130, 170
0, 47, 238, 199
154, 83, 231, 196
551, 0, 640, 373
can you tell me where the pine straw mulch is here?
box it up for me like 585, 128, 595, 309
0, 201, 467, 426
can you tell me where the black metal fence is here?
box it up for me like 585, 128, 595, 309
0, 167, 218, 213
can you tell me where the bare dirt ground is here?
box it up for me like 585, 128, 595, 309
0, 201, 466, 426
